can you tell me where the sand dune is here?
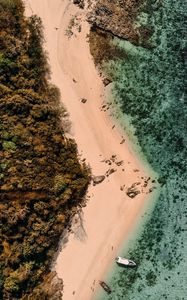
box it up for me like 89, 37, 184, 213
25, 1, 155, 299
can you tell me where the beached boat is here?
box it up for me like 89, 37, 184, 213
99, 281, 112, 294
116, 256, 136, 267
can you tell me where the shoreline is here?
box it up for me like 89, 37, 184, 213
105, 84, 159, 180
94, 186, 160, 300
25, 1, 158, 300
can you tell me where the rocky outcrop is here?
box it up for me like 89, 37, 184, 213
92, 175, 105, 185
88, 0, 140, 44
88, 0, 153, 48
73, 0, 85, 9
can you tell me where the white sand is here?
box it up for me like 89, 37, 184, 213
25, 1, 155, 299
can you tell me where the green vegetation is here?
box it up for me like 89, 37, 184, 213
0, 0, 89, 299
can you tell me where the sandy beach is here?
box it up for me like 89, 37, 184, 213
25, 1, 155, 299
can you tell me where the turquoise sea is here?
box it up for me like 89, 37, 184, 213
96, 0, 187, 299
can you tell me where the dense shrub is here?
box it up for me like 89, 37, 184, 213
0, 0, 89, 299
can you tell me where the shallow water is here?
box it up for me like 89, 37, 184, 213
96, 0, 187, 299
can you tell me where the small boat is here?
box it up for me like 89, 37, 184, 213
116, 256, 136, 267
99, 281, 112, 294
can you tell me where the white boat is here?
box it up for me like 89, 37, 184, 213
116, 256, 136, 267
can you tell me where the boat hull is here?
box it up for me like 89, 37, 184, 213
115, 256, 136, 267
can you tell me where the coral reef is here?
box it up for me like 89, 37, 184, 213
89, 0, 187, 298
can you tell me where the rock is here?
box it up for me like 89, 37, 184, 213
81, 98, 87, 103
106, 168, 116, 177
143, 176, 151, 187
103, 77, 112, 86
111, 155, 116, 161
95, 5, 113, 16
73, 0, 84, 9
126, 185, 140, 198
120, 184, 125, 191
126, 189, 140, 198
92, 175, 105, 185
149, 186, 156, 193
116, 160, 123, 166
88, 1, 153, 48
105, 159, 112, 165
120, 138, 125, 144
